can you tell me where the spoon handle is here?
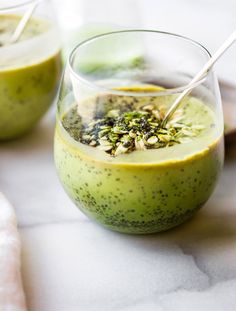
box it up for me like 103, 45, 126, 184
162, 30, 236, 126
9, 2, 38, 45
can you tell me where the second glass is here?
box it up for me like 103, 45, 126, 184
0, 0, 61, 140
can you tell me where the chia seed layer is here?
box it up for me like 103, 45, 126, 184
54, 90, 223, 234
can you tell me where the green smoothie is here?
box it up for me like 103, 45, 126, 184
54, 87, 224, 234
0, 15, 61, 140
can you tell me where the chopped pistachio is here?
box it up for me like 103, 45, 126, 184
89, 140, 97, 146
142, 104, 154, 111
82, 134, 91, 140
62, 94, 206, 157
152, 110, 161, 119
129, 130, 136, 138
147, 136, 158, 144
158, 134, 171, 142
115, 143, 128, 156
107, 109, 120, 117
98, 145, 113, 151
135, 137, 146, 150
181, 128, 197, 137
98, 139, 112, 146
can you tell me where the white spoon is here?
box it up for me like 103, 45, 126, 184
0, 2, 37, 47
8, 1, 38, 45
161, 30, 236, 127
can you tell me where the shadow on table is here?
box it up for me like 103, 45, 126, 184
109, 194, 236, 253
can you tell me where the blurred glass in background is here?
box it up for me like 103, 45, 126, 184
53, 0, 141, 62
53, 0, 236, 86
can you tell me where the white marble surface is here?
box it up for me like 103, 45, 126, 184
1, 108, 236, 310
1, 1, 236, 310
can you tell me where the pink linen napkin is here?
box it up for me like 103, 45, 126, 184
0, 192, 27, 311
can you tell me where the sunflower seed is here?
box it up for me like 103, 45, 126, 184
147, 136, 158, 144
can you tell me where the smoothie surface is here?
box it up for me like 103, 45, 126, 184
60, 87, 221, 165
55, 86, 223, 233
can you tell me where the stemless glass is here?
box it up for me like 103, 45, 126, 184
0, 0, 61, 140
54, 30, 224, 234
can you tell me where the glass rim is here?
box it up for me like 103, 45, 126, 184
68, 29, 212, 97
0, 0, 41, 12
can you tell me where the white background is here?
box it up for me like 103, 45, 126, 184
54, 0, 236, 85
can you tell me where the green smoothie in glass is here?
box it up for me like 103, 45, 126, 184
0, 14, 61, 140
54, 30, 224, 234
54, 86, 223, 234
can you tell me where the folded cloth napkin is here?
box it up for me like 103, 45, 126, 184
0, 192, 27, 311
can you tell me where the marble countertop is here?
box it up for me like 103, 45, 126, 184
0, 104, 236, 311
1, 1, 236, 310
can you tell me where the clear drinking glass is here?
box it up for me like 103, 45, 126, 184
54, 30, 224, 234
0, 0, 61, 140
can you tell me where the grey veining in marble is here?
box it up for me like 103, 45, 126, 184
1, 1, 236, 310
0, 104, 236, 310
